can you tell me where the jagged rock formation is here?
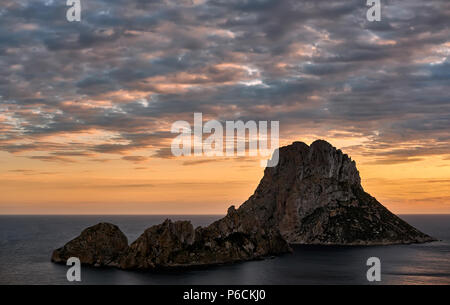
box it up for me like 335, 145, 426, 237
119, 216, 289, 269
233, 140, 434, 245
51, 223, 128, 266
52, 215, 289, 269
51, 140, 434, 269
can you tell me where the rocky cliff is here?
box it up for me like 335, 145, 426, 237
233, 140, 434, 245
51, 140, 434, 269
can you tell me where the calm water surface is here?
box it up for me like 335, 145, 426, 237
0, 215, 449, 284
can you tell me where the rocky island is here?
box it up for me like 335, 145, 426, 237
51, 140, 435, 269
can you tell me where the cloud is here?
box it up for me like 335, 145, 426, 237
26, 155, 75, 163
182, 159, 221, 166
152, 147, 175, 159
365, 157, 424, 165
8, 169, 34, 174
0, 0, 448, 164
121, 155, 149, 163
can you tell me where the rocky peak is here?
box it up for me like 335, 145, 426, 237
237, 140, 434, 245
264, 140, 360, 188
308, 140, 360, 185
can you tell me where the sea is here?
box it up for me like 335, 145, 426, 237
0, 215, 449, 285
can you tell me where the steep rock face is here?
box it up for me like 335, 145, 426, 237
51, 223, 128, 266
233, 140, 434, 245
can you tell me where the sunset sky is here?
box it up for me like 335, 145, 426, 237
0, 0, 449, 214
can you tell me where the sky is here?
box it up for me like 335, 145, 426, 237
0, 0, 449, 214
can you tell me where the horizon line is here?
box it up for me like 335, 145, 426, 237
0, 213, 449, 216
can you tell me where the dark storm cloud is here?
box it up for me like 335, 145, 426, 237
0, 0, 449, 162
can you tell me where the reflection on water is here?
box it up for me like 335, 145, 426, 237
0, 215, 449, 284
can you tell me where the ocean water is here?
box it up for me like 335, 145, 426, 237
0, 215, 449, 285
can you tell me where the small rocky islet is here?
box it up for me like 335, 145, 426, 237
51, 140, 435, 269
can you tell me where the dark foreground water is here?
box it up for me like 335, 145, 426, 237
0, 215, 449, 285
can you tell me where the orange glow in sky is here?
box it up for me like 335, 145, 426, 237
0, 136, 448, 214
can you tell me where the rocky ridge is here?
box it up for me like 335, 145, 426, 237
51, 140, 434, 269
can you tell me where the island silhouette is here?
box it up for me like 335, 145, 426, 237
51, 140, 435, 269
